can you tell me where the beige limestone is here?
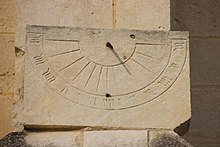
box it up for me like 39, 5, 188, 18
83, 130, 148, 147
0, 0, 16, 33
25, 131, 83, 147
0, 0, 15, 138
22, 26, 190, 129
116, 0, 170, 30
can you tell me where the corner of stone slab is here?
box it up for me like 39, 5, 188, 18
148, 129, 193, 147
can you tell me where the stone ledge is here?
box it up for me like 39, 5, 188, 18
0, 130, 193, 147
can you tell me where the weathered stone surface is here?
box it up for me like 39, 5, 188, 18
149, 130, 192, 147
83, 130, 148, 147
16, 0, 170, 50
183, 87, 220, 146
14, 0, 171, 132
25, 131, 83, 147
190, 38, 220, 85
171, 0, 220, 37
0, 0, 16, 138
22, 26, 190, 129
13, 46, 25, 132
171, 0, 220, 146
0, 34, 15, 138
0, 0, 16, 33
113, 0, 170, 30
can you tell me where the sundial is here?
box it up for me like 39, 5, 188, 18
26, 26, 187, 110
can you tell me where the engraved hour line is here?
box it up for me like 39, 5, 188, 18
136, 51, 161, 61
131, 58, 151, 72
59, 56, 84, 72
42, 68, 56, 83
136, 43, 164, 46
84, 65, 97, 89
106, 67, 109, 91
112, 67, 118, 89
48, 49, 80, 58
33, 53, 45, 65
72, 62, 91, 81
96, 67, 103, 92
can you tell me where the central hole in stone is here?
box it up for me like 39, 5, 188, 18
105, 93, 111, 97
106, 42, 113, 50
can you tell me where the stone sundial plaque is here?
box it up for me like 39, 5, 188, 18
24, 26, 190, 129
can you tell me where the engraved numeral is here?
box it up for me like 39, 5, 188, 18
42, 68, 56, 83
33, 53, 45, 65
103, 98, 121, 107
169, 63, 179, 68
173, 41, 185, 51
89, 97, 97, 105
30, 34, 42, 43
144, 89, 156, 97
158, 76, 172, 86
61, 86, 69, 95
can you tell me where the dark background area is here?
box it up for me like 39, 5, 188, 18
171, 0, 220, 146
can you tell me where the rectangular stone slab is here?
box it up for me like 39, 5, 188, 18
24, 25, 190, 129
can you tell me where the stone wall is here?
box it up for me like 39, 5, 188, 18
0, 0, 219, 147
0, 0, 15, 138
171, 0, 220, 146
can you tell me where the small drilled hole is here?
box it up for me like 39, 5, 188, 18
105, 93, 111, 97
130, 34, 135, 39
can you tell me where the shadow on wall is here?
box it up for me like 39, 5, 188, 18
171, 0, 220, 147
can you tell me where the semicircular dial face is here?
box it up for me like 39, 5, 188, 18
27, 28, 187, 110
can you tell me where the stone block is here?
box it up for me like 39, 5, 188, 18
0, 34, 15, 138
190, 38, 220, 85
171, 0, 220, 37
115, 0, 170, 30
0, 34, 15, 95
0, 95, 12, 139
25, 131, 83, 147
83, 130, 148, 147
20, 26, 190, 130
